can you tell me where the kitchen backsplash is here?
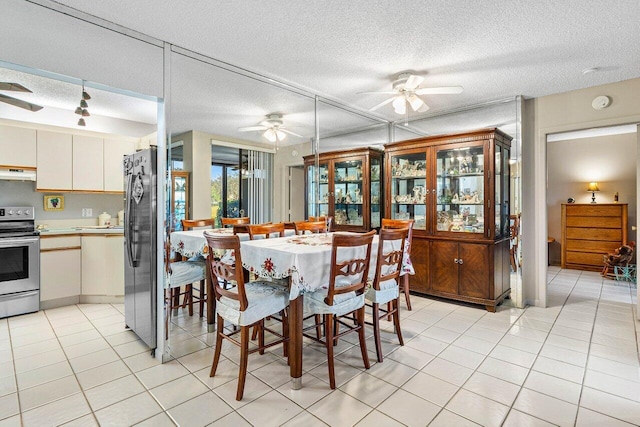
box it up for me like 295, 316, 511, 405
0, 180, 124, 222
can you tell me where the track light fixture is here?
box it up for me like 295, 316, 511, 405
77, 118, 86, 126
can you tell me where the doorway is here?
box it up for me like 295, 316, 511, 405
546, 125, 638, 268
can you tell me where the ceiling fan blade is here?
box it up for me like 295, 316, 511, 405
415, 86, 464, 95
407, 94, 425, 112
280, 128, 303, 138
238, 125, 267, 132
404, 75, 425, 90
356, 90, 399, 95
0, 94, 43, 112
0, 82, 32, 92
392, 96, 406, 115
369, 97, 395, 111
417, 102, 430, 113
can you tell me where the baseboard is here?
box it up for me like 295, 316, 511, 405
79, 295, 124, 304
40, 296, 80, 310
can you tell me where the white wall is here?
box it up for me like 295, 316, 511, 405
274, 141, 312, 222
525, 77, 640, 307
547, 132, 637, 265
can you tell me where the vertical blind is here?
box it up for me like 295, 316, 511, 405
245, 149, 273, 223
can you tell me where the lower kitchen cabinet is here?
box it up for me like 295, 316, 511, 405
81, 234, 125, 296
40, 236, 82, 302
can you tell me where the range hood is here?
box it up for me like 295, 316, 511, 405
0, 168, 36, 181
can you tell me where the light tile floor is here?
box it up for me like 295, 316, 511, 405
1, 267, 639, 426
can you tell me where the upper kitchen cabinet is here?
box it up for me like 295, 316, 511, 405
384, 129, 512, 311
73, 135, 104, 191
104, 138, 136, 192
37, 130, 73, 191
304, 148, 382, 232
0, 125, 36, 168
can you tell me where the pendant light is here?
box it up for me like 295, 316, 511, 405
76, 81, 91, 126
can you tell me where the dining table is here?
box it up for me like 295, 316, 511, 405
169, 229, 414, 390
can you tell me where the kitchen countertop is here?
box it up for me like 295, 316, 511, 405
39, 226, 125, 235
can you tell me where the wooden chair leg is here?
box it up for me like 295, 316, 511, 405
251, 324, 259, 340
199, 279, 205, 318
236, 326, 250, 401
403, 275, 412, 311
258, 320, 265, 355
172, 287, 180, 316
393, 298, 404, 346
372, 303, 383, 363
325, 314, 336, 389
210, 314, 225, 377
165, 288, 171, 341
315, 314, 323, 340
357, 307, 370, 369
282, 309, 289, 359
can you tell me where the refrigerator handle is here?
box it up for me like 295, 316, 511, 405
125, 173, 138, 267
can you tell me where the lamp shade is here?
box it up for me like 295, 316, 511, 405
587, 182, 600, 192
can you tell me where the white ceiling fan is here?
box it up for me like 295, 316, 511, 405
359, 72, 463, 115
238, 113, 302, 145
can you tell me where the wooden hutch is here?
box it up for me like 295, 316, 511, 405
384, 129, 512, 312
304, 148, 383, 232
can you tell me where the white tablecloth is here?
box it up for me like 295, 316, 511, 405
240, 233, 414, 300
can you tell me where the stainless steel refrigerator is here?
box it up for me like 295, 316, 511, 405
124, 147, 157, 351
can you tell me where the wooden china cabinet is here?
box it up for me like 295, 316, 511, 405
303, 148, 383, 232
384, 129, 512, 312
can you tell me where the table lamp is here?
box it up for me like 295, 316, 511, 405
587, 182, 600, 203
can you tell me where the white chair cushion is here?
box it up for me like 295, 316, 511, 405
217, 281, 289, 326
365, 278, 399, 304
303, 288, 365, 316
168, 260, 206, 289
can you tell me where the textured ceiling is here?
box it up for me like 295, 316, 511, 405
3, 0, 640, 146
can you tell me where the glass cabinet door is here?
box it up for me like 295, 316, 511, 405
370, 156, 381, 228
333, 158, 364, 226
389, 152, 427, 230
307, 162, 329, 218
435, 144, 484, 235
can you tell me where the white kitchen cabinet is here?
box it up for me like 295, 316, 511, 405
40, 236, 81, 302
103, 138, 136, 192
82, 234, 124, 296
0, 125, 37, 168
36, 130, 73, 191
73, 135, 104, 191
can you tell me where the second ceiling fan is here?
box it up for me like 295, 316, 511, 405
238, 113, 302, 144
360, 72, 463, 115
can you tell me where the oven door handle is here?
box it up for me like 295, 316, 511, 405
125, 173, 138, 268
0, 236, 39, 247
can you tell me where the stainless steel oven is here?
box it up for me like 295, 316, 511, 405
0, 207, 39, 318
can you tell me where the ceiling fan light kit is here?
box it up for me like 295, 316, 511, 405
238, 113, 302, 148
362, 71, 463, 117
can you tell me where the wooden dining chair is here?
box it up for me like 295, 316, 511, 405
294, 220, 327, 235
204, 233, 289, 400
365, 227, 408, 362
309, 216, 333, 232
164, 241, 207, 339
247, 222, 285, 240
182, 218, 216, 230
381, 218, 415, 311
302, 230, 375, 389
221, 217, 250, 227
